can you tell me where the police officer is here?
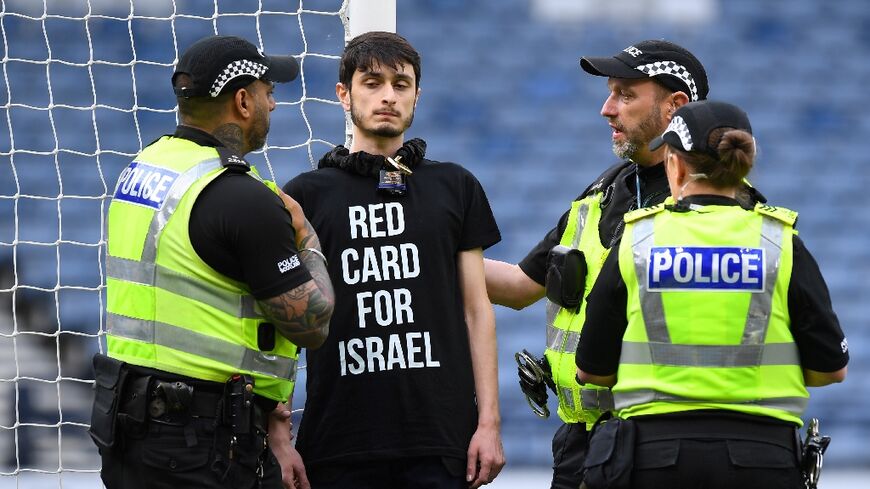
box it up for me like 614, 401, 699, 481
576, 100, 849, 489
90, 35, 334, 489
485, 40, 728, 489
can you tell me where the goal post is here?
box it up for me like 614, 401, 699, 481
345, 0, 396, 38
0, 0, 396, 486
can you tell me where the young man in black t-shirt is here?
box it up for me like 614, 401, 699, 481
283, 32, 505, 489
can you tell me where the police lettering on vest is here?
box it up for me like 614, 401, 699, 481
648, 246, 765, 291
113, 162, 178, 210
336, 202, 441, 376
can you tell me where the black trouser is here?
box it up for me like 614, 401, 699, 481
630, 413, 802, 489
307, 456, 467, 489
100, 415, 282, 489
94, 364, 280, 489
551, 422, 589, 489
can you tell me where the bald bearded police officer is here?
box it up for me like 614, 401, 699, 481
577, 100, 848, 489
91, 35, 334, 489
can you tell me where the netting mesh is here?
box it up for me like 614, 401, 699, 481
0, 0, 347, 484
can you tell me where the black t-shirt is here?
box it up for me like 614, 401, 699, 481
519, 161, 668, 285
179, 126, 312, 300
284, 146, 501, 467
576, 195, 849, 376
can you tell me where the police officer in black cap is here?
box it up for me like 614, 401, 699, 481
92, 35, 334, 489
484, 39, 755, 489
576, 100, 848, 489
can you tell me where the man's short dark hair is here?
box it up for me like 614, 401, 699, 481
339, 31, 421, 89
175, 74, 266, 123
175, 73, 234, 121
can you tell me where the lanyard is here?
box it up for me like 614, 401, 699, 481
635, 168, 642, 208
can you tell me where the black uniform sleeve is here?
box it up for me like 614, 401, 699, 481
190, 171, 312, 300
788, 235, 849, 372
458, 169, 501, 251
518, 208, 572, 286
575, 243, 627, 376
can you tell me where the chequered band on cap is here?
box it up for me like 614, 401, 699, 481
666, 115, 693, 150
209, 59, 268, 97
635, 61, 699, 101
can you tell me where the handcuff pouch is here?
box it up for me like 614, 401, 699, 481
545, 244, 586, 309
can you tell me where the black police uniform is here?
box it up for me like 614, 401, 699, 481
519, 161, 670, 489
94, 126, 311, 489
576, 194, 850, 489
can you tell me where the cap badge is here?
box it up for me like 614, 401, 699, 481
623, 45, 642, 57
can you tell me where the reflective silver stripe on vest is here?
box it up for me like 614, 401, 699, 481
581, 388, 615, 411
613, 389, 808, 415
619, 341, 800, 367
545, 300, 560, 343
559, 386, 576, 411
108, 313, 295, 379
107, 256, 260, 319
547, 327, 580, 353
631, 218, 670, 343
571, 203, 589, 249
546, 202, 589, 352
742, 217, 784, 345
142, 158, 223, 263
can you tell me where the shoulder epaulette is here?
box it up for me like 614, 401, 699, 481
754, 203, 798, 226
624, 203, 665, 223
741, 177, 767, 205
216, 146, 252, 172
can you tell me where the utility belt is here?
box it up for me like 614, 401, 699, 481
139, 377, 269, 433
89, 353, 272, 450
632, 411, 799, 450
582, 411, 800, 489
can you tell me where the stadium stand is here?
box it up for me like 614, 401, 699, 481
1, 0, 866, 474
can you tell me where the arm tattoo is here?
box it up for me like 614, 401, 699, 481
260, 278, 333, 348
298, 247, 334, 316
259, 221, 334, 348
296, 218, 321, 251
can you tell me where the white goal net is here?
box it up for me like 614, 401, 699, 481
0, 0, 352, 486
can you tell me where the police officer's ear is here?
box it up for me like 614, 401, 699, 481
666, 150, 689, 185
230, 86, 258, 121
669, 91, 691, 115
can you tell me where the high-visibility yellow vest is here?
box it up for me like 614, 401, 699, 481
545, 193, 614, 426
613, 200, 807, 425
105, 136, 299, 402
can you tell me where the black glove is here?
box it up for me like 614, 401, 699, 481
515, 350, 555, 418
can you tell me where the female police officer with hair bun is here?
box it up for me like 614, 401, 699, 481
575, 100, 849, 489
